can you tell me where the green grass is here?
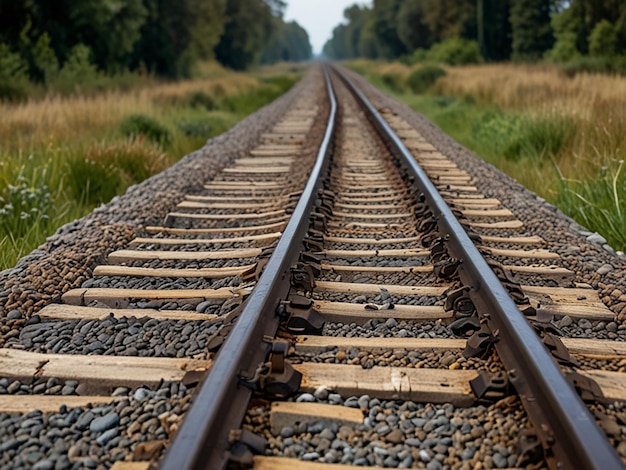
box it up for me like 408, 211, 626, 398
0, 70, 299, 270
347, 63, 626, 252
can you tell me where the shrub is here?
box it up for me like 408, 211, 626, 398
54, 44, 99, 93
589, 20, 618, 58
66, 157, 120, 205
560, 56, 626, 77
118, 114, 172, 146
177, 119, 212, 137
0, 43, 29, 102
380, 72, 406, 92
504, 114, 576, 161
544, 32, 581, 63
85, 139, 168, 184
187, 91, 217, 110
406, 65, 446, 93
426, 39, 483, 65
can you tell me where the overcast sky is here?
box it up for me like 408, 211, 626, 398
284, 1, 371, 55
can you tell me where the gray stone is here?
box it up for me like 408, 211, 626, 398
357, 395, 370, 409
319, 428, 335, 440
587, 233, 607, 244
385, 318, 398, 328
302, 452, 319, 461
493, 452, 508, 468
32, 459, 54, 470
296, 393, 315, 403
133, 388, 154, 400
75, 411, 95, 431
89, 412, 119, 433
328, 393, 343, 404
7, 310, 23, 320
313, 386, 329, 400
96, 427, 118, 446
280, 427, 294, 438
597, 264, 614, 275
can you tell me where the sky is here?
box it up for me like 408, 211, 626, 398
284, 1, 371, 56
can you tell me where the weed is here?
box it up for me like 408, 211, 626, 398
406, 65, 447, 94
118, 114, 172, 146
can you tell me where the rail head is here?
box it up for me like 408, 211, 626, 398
333, 65, 623, 470
158, 66, 338, 470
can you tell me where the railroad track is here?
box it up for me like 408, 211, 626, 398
1, 65, 625, 470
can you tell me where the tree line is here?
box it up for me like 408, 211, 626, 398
0, 0, 312, 83
323, 0, 626, 65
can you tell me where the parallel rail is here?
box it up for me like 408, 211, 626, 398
159, 66, 623, 469
337, 67, 622, 470
159, 67, 338, 469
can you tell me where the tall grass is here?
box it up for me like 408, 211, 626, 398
0, 63, 299, 270
347, 60, 626, 252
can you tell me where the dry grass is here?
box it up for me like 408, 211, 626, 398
0, 73, 260, 152
432, 63, 626, 180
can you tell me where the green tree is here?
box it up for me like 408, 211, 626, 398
0, 43, 29, 101
478, 0, 512, 61
397, 0, 432, 51
215, 0, 277, 70
32, 33, 59, 84
133, 0, 225, 77
510, 0, 554, 61
588, 19, 618, 57
261, 20, 312, 63
423, 0, 476, 43
372, 0, 407, 58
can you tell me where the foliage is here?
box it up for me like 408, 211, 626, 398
560, 56, 626, 77
0, 0, 308, 83
510, 0, 554, 61
0, 43, 30, 101
0, 65, 299, 270
261, 21, 312, 64
426, 39, 483, 65
406, 65, 447, 93
588, 20, 618, 57
215, 0, 277, 70
0, 175, 53, 239
118, 114, 172, 146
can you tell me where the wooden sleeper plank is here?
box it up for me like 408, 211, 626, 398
93, 264, 255, 279
0, 348, 211, 393
107, 248, 262, 263
0, 396, 123, 413
62, 286, 250, 307
38, 304, 216, 321
295, 363, 476, 406
313, 301, 449, 324
315, 281, 447, 297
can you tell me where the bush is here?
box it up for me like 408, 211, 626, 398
53, 44, 100, 93
426, 39, 483, 65
544, 32, 581, 63
187, 91, 217, 110
118, 114, 172, 146
406, 65, 446, 93
177, 119, 212, 137
560, 56, 626, 77
380, 72, 406, 92
66, 156, 122, 205
0, 43, 29, 102
589, 20, 618, 58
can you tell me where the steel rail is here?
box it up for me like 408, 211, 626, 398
159, 67, 338, 470
335, 66, 622, 470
